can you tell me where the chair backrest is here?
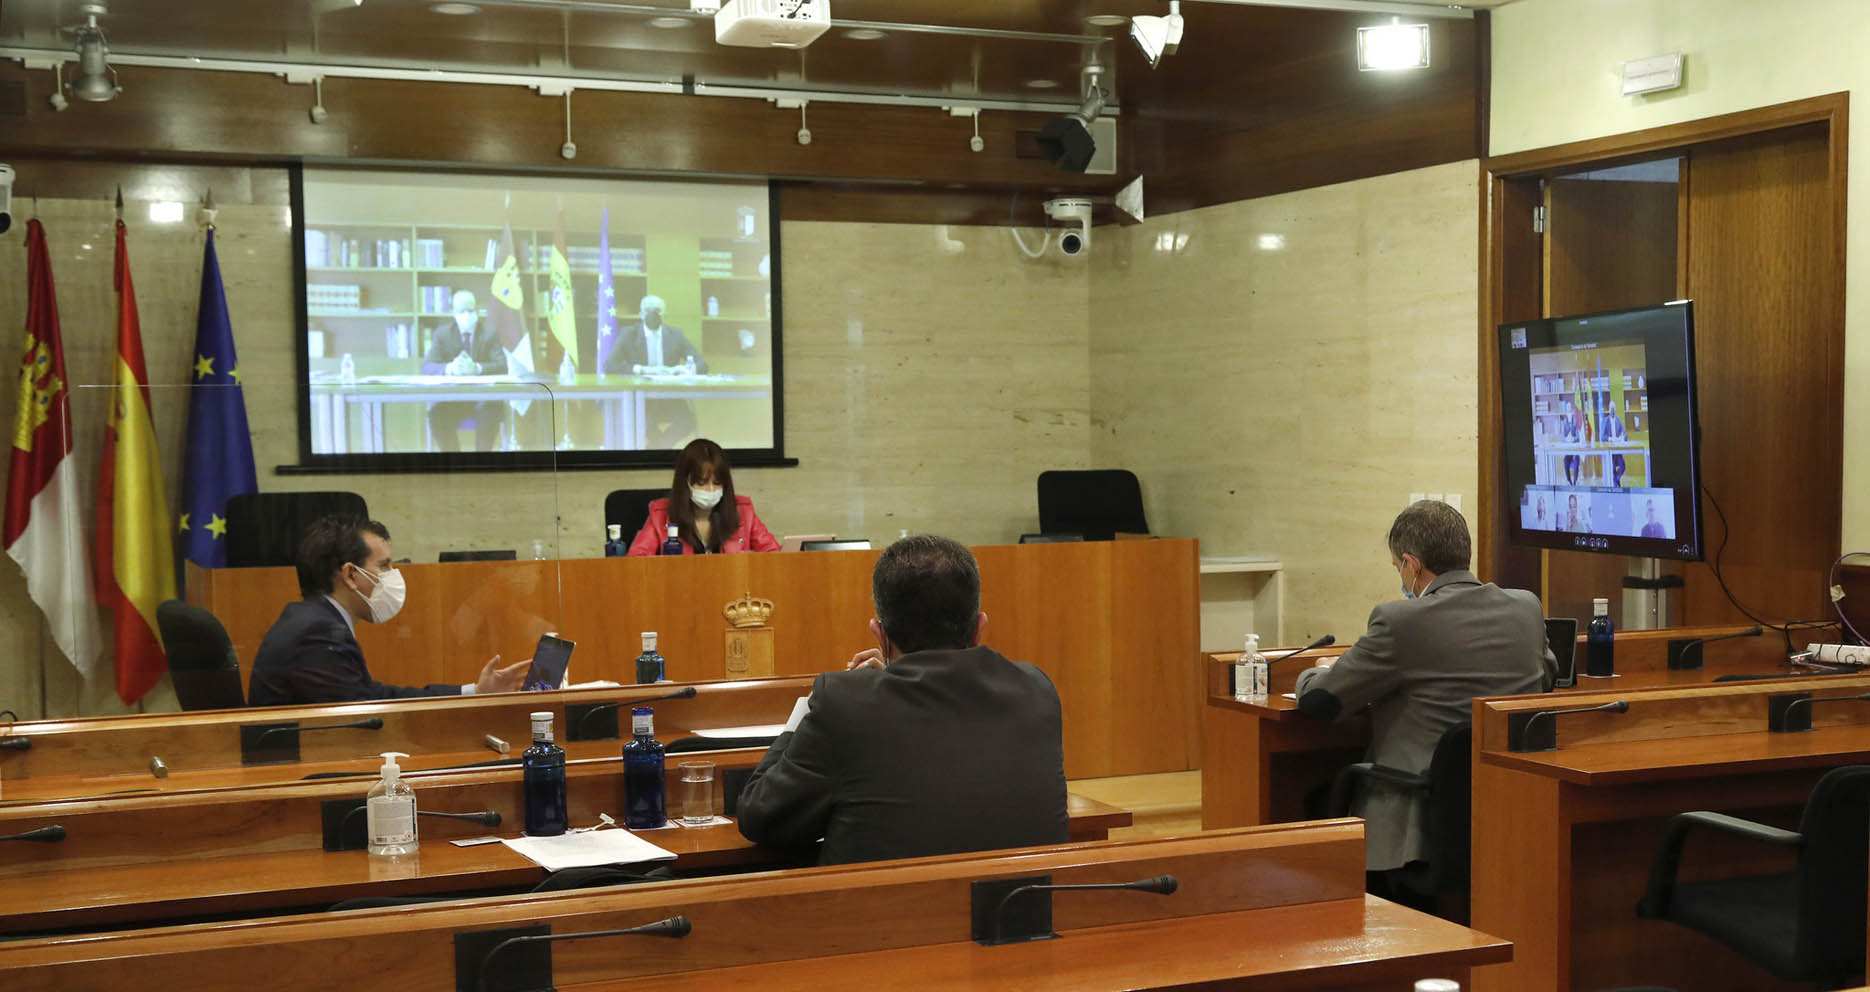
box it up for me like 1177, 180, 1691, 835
1794, 764, 1870, 973
224, 492, 369, 568
1422, 723, 1474, 893
800, 539, 870, 551
1036, 470, 1148, 541
604, 489, 665, 544
154, 600, 245, 710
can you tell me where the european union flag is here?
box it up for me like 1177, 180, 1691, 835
178, 229, 257, 575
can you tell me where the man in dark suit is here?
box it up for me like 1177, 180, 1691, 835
422, 290, 510, 452
599, 294, 705, 448
736, 535, 1068, 865
1294, 500, 1554, 875
247, 516, 528, 706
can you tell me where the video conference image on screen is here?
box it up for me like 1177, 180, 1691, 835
298, 169, 778, 462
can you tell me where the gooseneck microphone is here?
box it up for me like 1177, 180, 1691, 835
341, 806, 501, 837
990, 875, 1178, 945
475, 917, 691, 992
574, 686, 699, 735
1777, 692, 1870, 729
1267, 634, 1337, 665
0, 735, 30, 751
253, 717, 385, 746
1510, 699, 1629, 752
1668, 625, 1763, 669
0, 825, 66, 842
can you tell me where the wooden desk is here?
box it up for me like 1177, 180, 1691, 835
0, 675, 810, 803
0, 822, 1510, 991
1469, 674, 1870, 992
1200, 624, 1811, 830
0, 754, 1129, 935
185, 538, 1201, 778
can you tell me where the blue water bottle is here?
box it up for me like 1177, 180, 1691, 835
623, 706, 667, 829
604, 524, 624, 558
521, 711, 568, 836
1586, 597, 1615, 677
634, 631, 665, 684
661, 524, 683, 556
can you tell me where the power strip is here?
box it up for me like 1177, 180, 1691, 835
1808, 643, 1870, 666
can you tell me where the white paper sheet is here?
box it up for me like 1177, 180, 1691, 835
499, 830, 677, 871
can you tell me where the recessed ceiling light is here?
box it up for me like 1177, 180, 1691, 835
843, 27, 887, 40
1086, 14, 1128, 27
649, 16, 690, 28
1022, 78, 1059, 89
429, 2, 481, 14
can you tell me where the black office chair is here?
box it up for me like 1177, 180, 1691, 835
1018, 532, 1085, 544
1036, 469, 1148, 541
1328, 724, 1472, 921
224, 491, 369, 568
604, 488, 665, 546
154, 600, 245, 710
1636, 764, 1870, 987
800, 539, 869, 551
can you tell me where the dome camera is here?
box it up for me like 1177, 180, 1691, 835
1043, 197, 1093, 257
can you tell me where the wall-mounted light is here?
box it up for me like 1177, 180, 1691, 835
1356, 19, 1429, 71
1132, 2, 1183, 69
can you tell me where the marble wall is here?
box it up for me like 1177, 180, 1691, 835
1089, 161, 1482, 641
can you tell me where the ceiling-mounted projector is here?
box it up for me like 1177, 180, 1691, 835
715, 0, 830, 48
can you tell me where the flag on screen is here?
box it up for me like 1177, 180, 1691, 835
178, 228, 257, 579
4, 220, 100, 679
96, 219, 177, 705
546, 209, 578, 370
595, 208, 617, 371
487, 212, 528, 353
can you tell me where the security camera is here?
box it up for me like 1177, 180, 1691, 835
0, 165, 14, 236
309, 103, 328, 124
560, 140, 578, 160
1044, 198, 1092, 256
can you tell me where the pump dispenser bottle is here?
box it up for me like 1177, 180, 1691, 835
366, 751, 418, 857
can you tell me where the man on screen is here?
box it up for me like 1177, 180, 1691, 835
422, 290, 510, 452
1640, 499, 1669, 539
601, 294, 707, 447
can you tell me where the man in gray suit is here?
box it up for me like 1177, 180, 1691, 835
1295, 500, 1554, 874
736, 535, 1069, 865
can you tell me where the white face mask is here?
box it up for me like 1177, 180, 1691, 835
352, 565, 407, 623
690, 487, 724, 511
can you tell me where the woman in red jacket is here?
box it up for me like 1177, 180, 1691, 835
627, 438, 780, 555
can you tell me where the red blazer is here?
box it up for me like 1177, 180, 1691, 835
627, 495, 780, 556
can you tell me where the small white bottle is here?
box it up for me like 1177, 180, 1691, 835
1237, 633, 1268, 701
706, 295, 719, 317
558, 349, 576, 385
339, 352, 356, 384
365, 751, 417, 857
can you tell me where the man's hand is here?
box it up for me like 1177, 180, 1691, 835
476, 654, 531, 694
846, 647, 885, 671
448, 352, 477, 376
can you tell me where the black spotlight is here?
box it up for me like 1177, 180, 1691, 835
1038, 68, 1106, 174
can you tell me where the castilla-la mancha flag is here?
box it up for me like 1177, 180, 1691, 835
95, 218, 176, 705
4, 219, 100, 679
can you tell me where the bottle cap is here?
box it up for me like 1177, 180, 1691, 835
1593, 597, 1610, 614
1244, 633, 1259, 650
530, 711, 552, 723
641, 631, 658, 651
379, 751, 409, 778
607, 524, 622, 540
667, 524, 679, 537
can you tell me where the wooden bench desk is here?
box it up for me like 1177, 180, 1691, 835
1470, 674, 1870, 992
1201, 624, 1815, 830
0, 753, 1129, 935
0, 822, 1510, 991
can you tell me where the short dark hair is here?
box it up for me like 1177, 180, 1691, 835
1386, 500, 1470, 575
872, 535, 981, 655
296, 516, 391, 597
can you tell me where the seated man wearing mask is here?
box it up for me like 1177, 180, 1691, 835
736, 535, 1068, 864
1293, 500, 1554, 880
248, 516, 529, 706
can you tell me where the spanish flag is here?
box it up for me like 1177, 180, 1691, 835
95, 219, 176, 705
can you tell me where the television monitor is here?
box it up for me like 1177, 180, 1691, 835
291, 166, 784, 470
1498, 301, 1703, 560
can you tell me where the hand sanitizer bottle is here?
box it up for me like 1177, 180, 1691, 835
683, 353, 697, 376
635, 631, 666, 684
365, 751, 417, 857
1236, 633, 1268, 701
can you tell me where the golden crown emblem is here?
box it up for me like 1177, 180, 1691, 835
723, 593, 775, 629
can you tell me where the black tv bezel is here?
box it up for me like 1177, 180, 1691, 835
285, 162, 790, 474
1498, 300, 1705, 562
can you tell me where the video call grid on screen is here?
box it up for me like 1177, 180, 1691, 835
291, 167, 784, 470
1497, 302, 1703, 560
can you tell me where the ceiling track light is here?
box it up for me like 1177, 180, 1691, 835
1037, 64, 1105, 173
948, 105, 983, 153
1132, 1, 1183, 68
560, 90, 577, 158
69, 3, 120, 103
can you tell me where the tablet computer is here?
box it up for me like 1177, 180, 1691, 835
1546, 617, 1579, 689
525, 633, 576, 691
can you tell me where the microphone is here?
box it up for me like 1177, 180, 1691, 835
1267, 634, 1337, 665
0, 736, 30, 751
570, 686, 699, 738
1667, 625, 1763, 670
475, 916, 691, 992
1509, 699, 1629, 752
983, 875, 1178, 945
1770, 691, 1870, 733
252, 717, 385, 747
341, 806, 501, 839
0, 825, 66, 842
